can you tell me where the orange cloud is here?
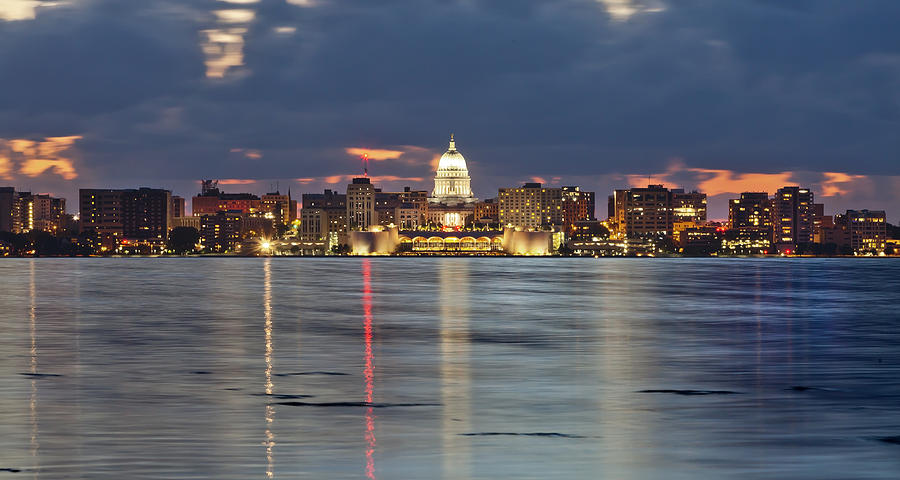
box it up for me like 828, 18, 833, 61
2, 135, 81, 180
244, 150, 262, 159
218, 179, 258, 185
295, 177, 315, 185
530, 176, 548, 184
0, 155, 12, 180
820, 172, 867, 196
689, 168, 794, 197
345, 147, 406, 161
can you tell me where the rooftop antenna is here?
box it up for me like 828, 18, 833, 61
361, 153, 369, 177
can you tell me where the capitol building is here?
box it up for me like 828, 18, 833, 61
427, 134, 477, 227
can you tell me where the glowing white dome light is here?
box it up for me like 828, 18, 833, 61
431, 133, 475, 205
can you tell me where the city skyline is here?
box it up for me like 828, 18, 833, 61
1, 138, 898, 224
2, 2, 900, 222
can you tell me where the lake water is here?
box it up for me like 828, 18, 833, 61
1, 258, 899, 479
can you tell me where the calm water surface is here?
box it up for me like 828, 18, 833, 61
1, 258, 899, 479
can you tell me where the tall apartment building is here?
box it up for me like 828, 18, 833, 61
610, 184, 673, 237
671, 189, 707, 224
121, 188, 172, 239
772, 186, 814, 247
0, 187, 17, 232
80, 188, 172, 242
347, 177, 376, 231
0, 188, 66, 234
31, 194, 67, 234
728, 192, 772, 231
199, 212, 243, 252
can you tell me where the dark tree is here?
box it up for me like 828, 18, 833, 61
167, 227, 200, 255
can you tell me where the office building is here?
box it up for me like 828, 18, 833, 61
672, 189, 707, 224
347, 177, 376, 231
610, 185, 673, 237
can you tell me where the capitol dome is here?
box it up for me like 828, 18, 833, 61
437, 137, 469, 171
430, 133, 475, 207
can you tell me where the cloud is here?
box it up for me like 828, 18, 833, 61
217, 178, 257, 185
0, 135, 80, 180
345, 148, 405, 161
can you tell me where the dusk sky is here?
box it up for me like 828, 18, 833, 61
1, 0, 899, 220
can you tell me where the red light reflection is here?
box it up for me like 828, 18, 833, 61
362, 259, 376, 480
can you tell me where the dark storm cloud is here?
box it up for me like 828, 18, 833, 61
0, 0, 899, 218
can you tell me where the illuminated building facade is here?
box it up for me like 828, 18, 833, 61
351, 227, 553, 255
261, 191, 297, 226
200, 211, 242, 252
0, 188, 66, 234
80, 189, 125, 239
561, 186, 596, 234
347, 177, 376, 231
844, 209, 887, 254
772, 186, 814, 247
300, 189, 347, 253
473, 198, 499, 225
728, 192, 772, 231
671, 189, 707, 224
428, 135, 476, 227
611, 185, 673, 238
192, 184, 261, 216
80, 187, 172, 250
121, 188, 172, 240
498, 183, 564, 230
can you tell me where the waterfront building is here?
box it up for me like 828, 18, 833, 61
814, 215, 851, 251
347, 177, 376, 231
80, 187, 172, 251
199, 212, 242, 252
671, 189, 707, 224
350, 226, 552, 255
772, 186, 814, 248
121, 188, 172, 240
0, 188, 66, 234
844, 210, 887, 254
498, 183, 564, 230
610, 184, 673, 238
721, 228, 772, 255
300, 189, 347, 254
561, 186, 596, 235
728, 192, 772, 231
0, 187, 17, 232
261, 191, 297, 225
80, 189, 125, 241
428, 134, 477, 227
677, 225, 722, 255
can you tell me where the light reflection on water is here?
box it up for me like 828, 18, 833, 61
0, 258, 899, 479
